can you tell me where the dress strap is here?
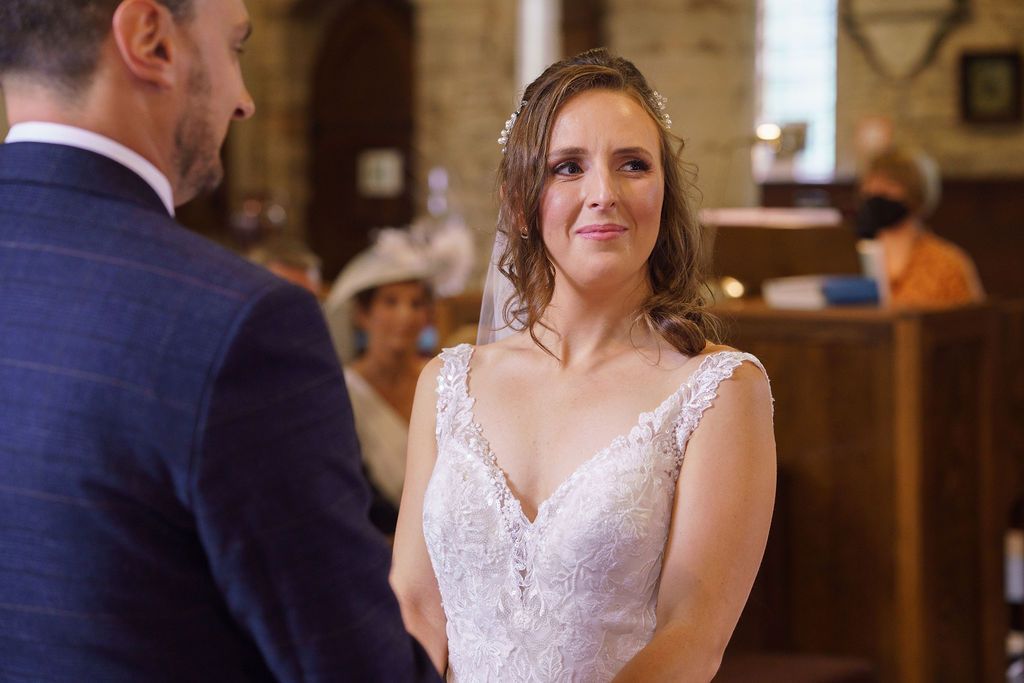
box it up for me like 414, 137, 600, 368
673, 351, 772, 459
435, 344, 474, 440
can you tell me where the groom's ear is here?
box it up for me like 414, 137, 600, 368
110, 0, 180, 90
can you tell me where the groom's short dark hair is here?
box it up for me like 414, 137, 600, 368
0, 0, 193, 93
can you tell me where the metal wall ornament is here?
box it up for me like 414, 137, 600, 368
841, 0, 969, 81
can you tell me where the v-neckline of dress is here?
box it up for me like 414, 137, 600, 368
458, 346, 726, 529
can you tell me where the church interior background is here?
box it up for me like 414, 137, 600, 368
4, 1, 1024, 681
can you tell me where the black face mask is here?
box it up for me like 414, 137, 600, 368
855, 195, 910, 239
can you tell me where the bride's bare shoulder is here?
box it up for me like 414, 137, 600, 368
466, 333, 540, 370
656, 341, 744, 382
699, 342, 741, 357
690, 342, 770, 397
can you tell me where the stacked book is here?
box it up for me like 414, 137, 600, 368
762, 275, 880, 309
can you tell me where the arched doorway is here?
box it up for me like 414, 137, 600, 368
309, 0, 414, 280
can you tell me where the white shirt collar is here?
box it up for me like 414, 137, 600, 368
5, 122, 176, 216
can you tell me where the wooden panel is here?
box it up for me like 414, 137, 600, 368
995, 302, 1024, 681
998, 302, 1024, 506
928, 182, 1024, 302
916, 308, 997, 682
710, 224, 861, 296
892, 317, 924, 683
719, 306, 900, 679
718, 302, 1005, 683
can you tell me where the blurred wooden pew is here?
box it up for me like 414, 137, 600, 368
721, 300, 1023, 683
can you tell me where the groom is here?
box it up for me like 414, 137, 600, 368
0, 1, 437, 681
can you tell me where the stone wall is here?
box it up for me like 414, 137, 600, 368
411, 0, 760, 270
0, 0, 758, 284
232, 0, 517, 275
413, 0, 516, 267
0, 0, 760, 248
605, 0, 758, 209
837, 0, 1024, 177
9, 1, 1022, 244
228, 0, 324, 236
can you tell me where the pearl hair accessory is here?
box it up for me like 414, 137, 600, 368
651, 91, 672, 129
498, 100, 527, 153
496, 90, 672, 154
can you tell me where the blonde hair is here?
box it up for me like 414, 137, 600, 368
865, 147, 941, 215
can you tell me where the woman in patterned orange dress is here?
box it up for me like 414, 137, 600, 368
857, 147, 985, 306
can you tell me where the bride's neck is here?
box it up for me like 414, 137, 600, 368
538, 274, 654, 366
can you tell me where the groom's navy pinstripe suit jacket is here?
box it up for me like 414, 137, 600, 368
0, 142, 437, 682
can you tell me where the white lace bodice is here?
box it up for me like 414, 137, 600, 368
422, 344, 769, 683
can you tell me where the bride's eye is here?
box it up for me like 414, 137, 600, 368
621, 159, 651, 172
552, 160, 583, 176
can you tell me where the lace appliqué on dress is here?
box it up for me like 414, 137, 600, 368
423, 345, 771, 683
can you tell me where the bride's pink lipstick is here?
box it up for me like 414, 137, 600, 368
576, 223, 628, 241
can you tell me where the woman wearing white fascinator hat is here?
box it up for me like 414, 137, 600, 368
324, 220, 473, 534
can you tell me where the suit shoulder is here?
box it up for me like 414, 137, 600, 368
154, 219, 281, 291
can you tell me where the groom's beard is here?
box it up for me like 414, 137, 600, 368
172, 62, 223, 204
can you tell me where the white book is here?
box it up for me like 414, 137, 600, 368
763, 275, 827, 309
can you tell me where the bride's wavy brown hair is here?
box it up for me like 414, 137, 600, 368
495, 48, 718, 356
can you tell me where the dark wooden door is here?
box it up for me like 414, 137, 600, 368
562, 0, 606, 58
309, 0, 414, 279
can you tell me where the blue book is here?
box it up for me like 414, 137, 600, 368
822, 276, 879, 305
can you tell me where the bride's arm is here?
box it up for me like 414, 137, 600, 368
391, 356, 449, 675
612, 361, 777, 683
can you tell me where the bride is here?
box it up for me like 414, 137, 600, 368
391, 49, 776, 682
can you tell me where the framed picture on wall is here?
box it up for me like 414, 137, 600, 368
960, 51, 1023, 124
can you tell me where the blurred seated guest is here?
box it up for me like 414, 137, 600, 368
325, 224, 473, 533
248, 238, 323, 298
857, 147, 984, 306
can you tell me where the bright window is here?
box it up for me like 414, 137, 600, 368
757, 0, 837, 181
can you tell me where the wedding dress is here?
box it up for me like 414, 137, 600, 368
422, 344, 770, 682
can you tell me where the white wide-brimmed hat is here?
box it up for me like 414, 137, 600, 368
323, 219, 475, 362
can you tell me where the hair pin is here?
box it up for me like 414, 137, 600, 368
651, 91, 672, 129
498, 100, 527, 154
